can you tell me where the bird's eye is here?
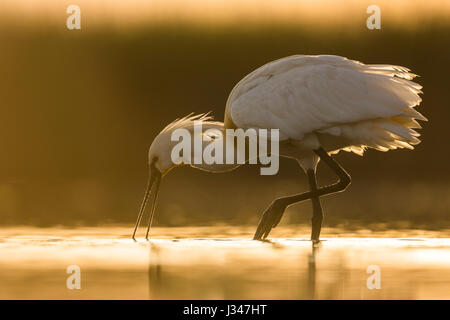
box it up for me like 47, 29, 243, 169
151, 157, 159, 166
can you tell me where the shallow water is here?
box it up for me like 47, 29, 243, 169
0, 226, 449, 299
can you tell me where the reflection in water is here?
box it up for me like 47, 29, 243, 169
0, 226, 449, 299
147, 240, 324, 299
148, 244, 163, 298
307, 242, 319, 300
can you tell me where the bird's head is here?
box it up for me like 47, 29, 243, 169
147, 130, 177, 177
147, 112, 217, 175
133, 113, 218, 240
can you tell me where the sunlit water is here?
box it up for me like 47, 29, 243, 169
0, 226, 449, 299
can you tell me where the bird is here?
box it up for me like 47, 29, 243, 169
132, 54, 426, 242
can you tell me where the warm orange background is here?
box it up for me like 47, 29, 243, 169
0, 0, 448, 228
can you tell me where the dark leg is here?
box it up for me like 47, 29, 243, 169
253, 148, 351, 240
307, 169, 323, 242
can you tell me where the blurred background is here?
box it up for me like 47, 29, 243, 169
0, 0, 449, 230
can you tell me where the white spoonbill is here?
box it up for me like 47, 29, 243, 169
132, 55, 425, 242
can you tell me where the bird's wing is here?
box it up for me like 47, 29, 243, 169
225, 55, 425, 141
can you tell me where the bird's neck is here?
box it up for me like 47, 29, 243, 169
187, 121, 244, 173
169, 120, 279, 175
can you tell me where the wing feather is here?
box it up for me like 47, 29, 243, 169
225, 55, 425, 145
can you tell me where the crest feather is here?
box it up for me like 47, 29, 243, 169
161, 112, 218, 133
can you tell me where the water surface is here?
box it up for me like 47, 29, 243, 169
0, 226, 449, 299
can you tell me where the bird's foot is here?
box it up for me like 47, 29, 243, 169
310, 215, 323, 244
253, 200, 287, 240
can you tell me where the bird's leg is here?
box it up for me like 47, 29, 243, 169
307, 169, 323, 242
253, 148, 351, 241
253, 198, 289, 240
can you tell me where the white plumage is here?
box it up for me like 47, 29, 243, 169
134, 54, 427, 241
225, 55, 425, 156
